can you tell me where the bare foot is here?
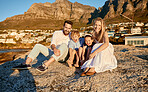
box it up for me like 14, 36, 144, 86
66, 59, 73, 68
84, 67, 90, 72
74, 64, 79, 68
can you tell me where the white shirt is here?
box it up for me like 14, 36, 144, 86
50, 30, 70, 46
68, 38, 84, 51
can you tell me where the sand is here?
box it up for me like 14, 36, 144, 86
0, 45, 147, 92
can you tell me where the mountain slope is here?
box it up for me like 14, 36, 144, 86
0, 0, 147, 29
0, 0, 95, 29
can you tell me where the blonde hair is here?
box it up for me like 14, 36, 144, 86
93, 17, 106, 42
70, 30, 80, 38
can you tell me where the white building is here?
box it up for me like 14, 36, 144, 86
8, 29, 17, 32
0, 34, 8, 38
119, 27, 124, 31
125, 36, 148, 46
25, 30, 33, 32
0, 39, 5, 43
5, 39, 16, 44
145, 23, 148, 27
131, 27, 141, 34
46, 38, 52, 43
10, 32, 18, 36
136, 22, 144, 26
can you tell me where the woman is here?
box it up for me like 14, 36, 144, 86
81, 17, 117, 76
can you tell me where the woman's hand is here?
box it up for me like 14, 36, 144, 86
89, 52, 97, 59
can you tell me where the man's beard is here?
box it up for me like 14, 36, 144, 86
63, 30, 70, 35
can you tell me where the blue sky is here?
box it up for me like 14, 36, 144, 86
0, 0, 107, 22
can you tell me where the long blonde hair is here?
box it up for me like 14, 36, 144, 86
93, 17, 106, 42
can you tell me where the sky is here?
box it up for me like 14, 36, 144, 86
0, 0, 107, 22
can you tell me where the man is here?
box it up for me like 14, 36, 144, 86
12, 20, 73, 72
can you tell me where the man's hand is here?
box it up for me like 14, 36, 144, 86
53, 48, 60, 56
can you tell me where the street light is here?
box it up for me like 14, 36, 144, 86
120, 13, 134, 29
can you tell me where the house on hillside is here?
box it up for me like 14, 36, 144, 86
136, 22, 144, 27
145, 23, 148, 27
0, 39, 6, 43
125, 36, 148, 46
10, 32, 18, 36
5, 39, 16, 44
131, 27, 141, 34
0, 34, 8, 38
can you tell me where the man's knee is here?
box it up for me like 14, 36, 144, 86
58, 43, 68, 52
34, 44, 42, 48
60, 43, 67, 47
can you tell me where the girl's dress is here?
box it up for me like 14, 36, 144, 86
81, 42, 117, 73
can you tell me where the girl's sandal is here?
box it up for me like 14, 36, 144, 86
80, 68, 90, 76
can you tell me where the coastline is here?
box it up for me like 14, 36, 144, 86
0, 50, 30, 64
0, 46, 33, 50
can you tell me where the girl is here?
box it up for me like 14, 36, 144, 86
81, 17, 117, 76
80, 35, 95, 66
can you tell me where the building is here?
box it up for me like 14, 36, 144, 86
46, 38, 52, 43
131, 27, 141, 34
136, 22, 144, 26
10, 32, 18, 36
5, 39, 16, 44
145, 23, 148, 27
0, 39, 5, 43
0, 34, 8, 38
125, 36, 148, 46
108, 31, 115, 37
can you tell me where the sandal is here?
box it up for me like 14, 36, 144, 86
80, 68, 90, 76
86, 71, 96, 76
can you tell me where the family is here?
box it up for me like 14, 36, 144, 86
12, 17, 117, 76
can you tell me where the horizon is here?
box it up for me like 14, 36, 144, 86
0, 0, 107, 22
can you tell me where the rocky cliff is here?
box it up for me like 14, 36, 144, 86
0, 0, 95, 29
101, 0, 148, 23
0, 0, 147, 29
7, 0, 95, 21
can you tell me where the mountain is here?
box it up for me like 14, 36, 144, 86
100, 0, 148, 24
0, 0, 95, 29
0, 0, 147, 29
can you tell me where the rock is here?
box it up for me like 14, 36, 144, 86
0, 45, 148, 91
0, 0, 148, 29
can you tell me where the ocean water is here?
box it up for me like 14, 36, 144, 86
0, 49, 30, 53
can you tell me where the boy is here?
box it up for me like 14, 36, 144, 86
67, 30, 84, 67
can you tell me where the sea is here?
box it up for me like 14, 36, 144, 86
0, 49, 31, 53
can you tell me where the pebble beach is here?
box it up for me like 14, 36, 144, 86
0, 45, 148, 91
